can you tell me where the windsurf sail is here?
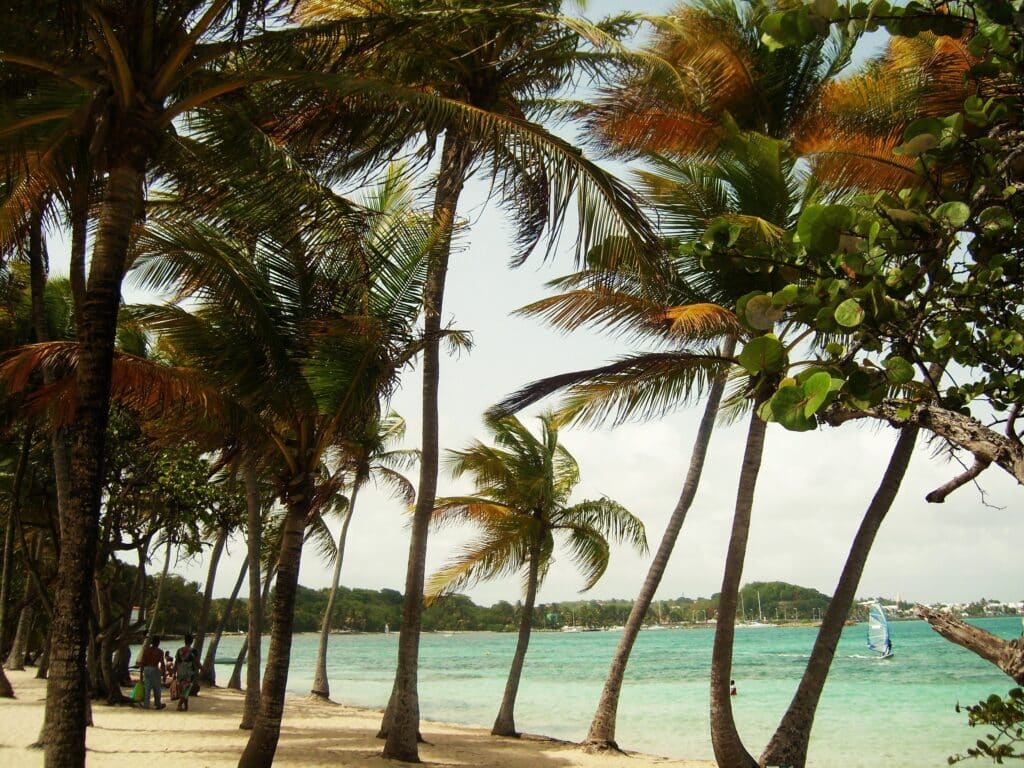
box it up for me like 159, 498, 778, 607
867, 602, 893, 658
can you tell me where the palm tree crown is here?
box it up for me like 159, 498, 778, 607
428, 413, 646, 599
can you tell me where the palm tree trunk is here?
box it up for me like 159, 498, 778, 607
195, 525, 228, 660
147, 541, 173, 638
586, 337, 735, 750
94, 578, 125, 705
710, 407, 767, 768
759, 427, 918, 768
68, 165, 88, 331
0, 426, 33, 696
240, 563, 275, 724
241, 463, 264, 729
201, 558, 249, 686
44, 160, 144, 768
36, 635, 51, 679
238, 476, 311, 767
311, 487, 359, 701
6, 602, 34, 670
491, 546, 541, 737
381, 130, 475, 762
0, 494, 12, 691
228, 636, 248, 691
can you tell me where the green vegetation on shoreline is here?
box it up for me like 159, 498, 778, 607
142, 577, 1018, 637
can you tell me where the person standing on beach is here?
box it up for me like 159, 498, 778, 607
174, 634, 200, 711
136, 637, 167, 710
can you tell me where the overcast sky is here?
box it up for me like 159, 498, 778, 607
85, 0, 1020, 607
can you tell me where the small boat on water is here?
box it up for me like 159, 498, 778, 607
867, 602, 894, 659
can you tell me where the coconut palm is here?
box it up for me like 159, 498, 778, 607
0, 4, 319, 760
279, 2, 659, 757
311, 412, 416, 701
758, 426, 919, 768
494, 127, 826, 765
427, 413, 647, 737
127, 171, 436, 767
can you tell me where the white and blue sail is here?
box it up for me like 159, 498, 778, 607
867, 602, 893, 658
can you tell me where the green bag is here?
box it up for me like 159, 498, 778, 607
131, 681, 144, 702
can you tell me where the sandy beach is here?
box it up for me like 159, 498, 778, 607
0, 670, 712, 768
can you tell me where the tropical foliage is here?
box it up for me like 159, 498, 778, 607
1, 0, 1022, 767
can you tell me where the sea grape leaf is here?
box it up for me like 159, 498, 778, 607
739, 334, 786, 375
834, 298, 865, 328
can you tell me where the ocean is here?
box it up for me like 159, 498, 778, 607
211, 616, 1022, 767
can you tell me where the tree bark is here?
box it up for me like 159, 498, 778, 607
823, 401, 1024, 492
68, 166, 88, 331
228, 636, 248, 691
585, 337, 735, 750
0, 426, 33, 695
916, 605, 1024, 683
195, 524, 228, 661
381, 129, 474, 763
311, 486, 359, 701
201, 558, 248, 686
44, 161, 144, 768
710, 408, 766, 768
239, 563, 275, 722
27, 205, 72, 541
36, 635, 51, 679
238, 477, 311, 767
6, 603, 34, 671
241, 462, 264, 729
147, 541, 173, 638
491, 546, 541, 737
94, 577, 125, 705
759, 427, 918, 768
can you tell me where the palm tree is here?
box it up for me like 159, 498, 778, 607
279, 0, 660, 752
126, 166, 434, 767
759, 426, 919, 768
278, 3, 661, 757
1, 5, 313, 761
311, 413, 416, 701
426, 413, 647, 737
493, 130, 822, 765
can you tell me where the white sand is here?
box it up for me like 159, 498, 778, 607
0, 670, 714, 767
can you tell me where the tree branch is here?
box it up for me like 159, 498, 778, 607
916, 605, 1024, 684
822, 401, 1024, 495
925, 456, 991, 503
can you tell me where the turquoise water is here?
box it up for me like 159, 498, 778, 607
212, 617, 1022, 767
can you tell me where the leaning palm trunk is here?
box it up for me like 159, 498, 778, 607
45, 162, 145, 768
710, 406, 767, 768
6, 602, 33, 671
760, 427, 918, 768
381, 131, 474, 762
241, 463, 265, 729
238, 482, 311, 767
195, 526, 228, 660
238, 563, 275, 713
27, 210, 72, 541
147, 541, 174, 638
201, 558, 249, 686
585, 337, 735, 750
228, 636, 249, 691
311, 487, 359, 700
491, 546, 541, 737
0, 483, 12, 695
1, 427, 32, 692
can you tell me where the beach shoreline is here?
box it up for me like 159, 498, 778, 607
0, 670, 714, 767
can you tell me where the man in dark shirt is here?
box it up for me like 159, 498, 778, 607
136, 636, 167, 709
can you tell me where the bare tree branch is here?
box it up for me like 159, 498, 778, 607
916, 605, 1024, 684
925, 457, 991, 503
822, 401, 1024, 495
